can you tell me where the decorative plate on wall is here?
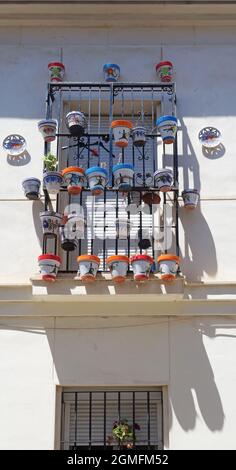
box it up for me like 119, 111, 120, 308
198, 127, 221, 148
3, 134, 26, 155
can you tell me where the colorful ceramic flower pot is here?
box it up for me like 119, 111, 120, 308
40, 211, 62, 235
125, 191, 141, 215
77, 254, 100, 282
38, 254, 61, 282
48, 62, 65, 82
142, 192, 161, 205
111, 120, 133, 148
156, 115, 177, 144
43, 171, 62, 194
66, 111, 87, 137
106, 255, 129, 283
103, 63, 120, 82
130, 254, 154, 282
38, 119, 57, 143
59, 226, 78, 252
155, 61, 173, 82
158, 253, 180, 281
113, 163, 134, 191
154, 169, 173, 192
62, 166, 85, 195
131, 126, 147, 147
22, 177, 41, 200
182, 189, 199, 209
85, 166, 108, 195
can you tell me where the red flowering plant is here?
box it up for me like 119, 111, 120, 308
107, 419, 141, 448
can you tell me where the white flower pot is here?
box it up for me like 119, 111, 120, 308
77, 255, 100, 282
106, 255, 129, 283
158, 254, 180, 281
182, 189, 199, 210
22, 177, 41, 200
59, 226, 78, 252
62, 166, 85, 194
43, 171, 62, 194
131, 126, 147, 147
113, 163, 134, 191
130, 254, 154, 282
85, 166, 108, 195
155, 61, 173, 82
38, 254, 61, 282
111, 120, 133, 148
103, 63, 120, 82
66, 111, 87, 137
38, 119, 57, 143
156, 115, 177, 144
40, 211, 62, 235
48, 61, 65, 82
154, 169, 173, 192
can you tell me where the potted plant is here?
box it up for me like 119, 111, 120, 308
38, 253, 61, 282
43, 152, 62, 194
111, 120, 133, 148
182, 189, 200, 210
154, 168, 173, 192
155, 61, 173, 82
156, 115, 177, 144
112, 163, 134, 192
107, 419, 140, 449
40, 211, 62, 236
48, 62, 65, 82
65, 111, 87, 137
22, 177, 41, 200
106, 255, 129, 283
157, 253, 180, 281
77, 255, 100, 282
38, 119, 57, 143
103, 63, 120, 82
62, 166, 85, 195
130, 254, 154, 282
85, 166, 108, 195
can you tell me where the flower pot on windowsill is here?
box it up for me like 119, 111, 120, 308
40, 211, 62, 236
154, 169, 173, 192
38, 254, 61, 282
43, 170, 63, 194
130, 254, 154, 282
48, 61, 65, 82
22, 177, 41, 200
112, 163, 134, 192
158, 253, 180, 281
62, 166, 85, 195
85, 166, 108, 195
103, 63, 120, 82
156, 115, 177, 144
111, 120, 133, 148
155, 61, 173, 82
131, 126, 147, 147
182, 189, 199, 210
106, 255, 129, 283
38, 119, 57, 143
77, 255, 100, 282
66, 111, 87, 137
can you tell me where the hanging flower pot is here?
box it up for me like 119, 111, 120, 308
158, 253, 180, 281
65, 111, 87, 137
154, 169, 173, 192
103, 63, 120, 82
131, 126, 147, 147
182, 189, 200, 210
38, 254, 61, 282
106, 255, 129, 283
59, 226, 78, 252
156, 115, 177, 144
130, 254, 154, 282
62, 166, 85, 195
22, 177, 41, 200
85, 166, 108, 195
38, 119, 57, 143
40, 211, 62, 235
124, 191, 141, 215
137, 228, 151, 250
48, 62, 65, 82
142, 191, 161, 206
111, 120, 133, 148
43, 171, 62, 194
113, 163, 134, 191
155, 61, 173, 82
77, 255, 100, 282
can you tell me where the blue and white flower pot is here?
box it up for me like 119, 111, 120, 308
113, 163, 134, 192
38, 119, 57, 143
131, 126, 147, 147
156, 115, 177, 144
182, 189, 200, 210
154, 169, 173, 192
40, 211, 62, 235
103, 63, 120, 82
43, 171, 63, 195
85, 166, 108, 195
22, 177, 41, 200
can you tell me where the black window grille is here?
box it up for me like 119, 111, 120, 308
60, 389, 163, 450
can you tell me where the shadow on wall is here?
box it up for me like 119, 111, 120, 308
32, 199, 45, 250
169, 318, 225, 433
